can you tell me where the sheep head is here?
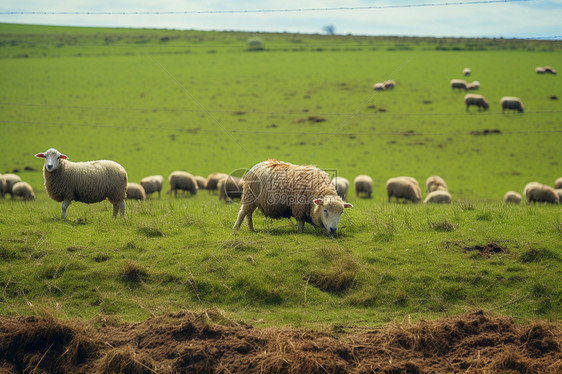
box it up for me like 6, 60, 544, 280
313, 196, 352, 234
35, 148, 68, 172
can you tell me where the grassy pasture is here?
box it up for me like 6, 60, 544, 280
0, 24, 561, 326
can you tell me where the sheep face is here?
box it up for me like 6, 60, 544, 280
35, 148, 68, 172
313, 197, 352, 234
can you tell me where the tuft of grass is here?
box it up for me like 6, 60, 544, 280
119, 261, 149, 283
309, 259, 358, 294
137, 224, 163, 238
518, 248, 560, 263
429, 219, 458, 232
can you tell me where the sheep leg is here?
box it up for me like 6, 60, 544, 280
116, 201, 126, 218
233, 204, 256, 231
61, 200, 71, 219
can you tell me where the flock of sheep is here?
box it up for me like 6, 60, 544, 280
0, 173, 34, 201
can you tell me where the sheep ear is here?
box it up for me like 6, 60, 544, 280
313, 198, 324, 206
34, 153, 45, 158
344, 203, 353, 209
59, 154, 68, 160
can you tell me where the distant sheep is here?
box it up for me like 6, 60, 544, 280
195, 176, 207, 190
467, 81, 480, 90
373, 82, 385, 91
139, 175, 163, 198
11, 181, 35, 201
500, 97, 524, 113
543, 66, 557, 75
426, 175, 448, 193
233, 159, 353, 234
535, 67, 545, 74
218, 175, 243, 203
463, 68, 471, 76
424, 190, 451, 204
3, 173, 22, 198
354, 175, 373, 198
386, 177, 422, 203
523, 182, 559, 204
0, 174, 6, 198
168, 171, 198, 197
555, 189, 562, 202
464, 94, 489, 112
383, 80, 396, 89
127, 183, 146, 201
555, 177, 562, 189
206, 172, 229, 193
331, 177, 350, 201
35, 148, 128, 219
504, 191, 522, 204
450, 79, 468, 91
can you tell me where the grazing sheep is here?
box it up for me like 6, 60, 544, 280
206, 172, 229, 193
424, 190, 452, 204
3, 173, 22, 198
426, 175, 448, 193
11, 181, 35, 201
218, 175, 243, 203
463, 68, 471, 76
354, 175, 373, 198
139, 175, 163, 198
450, 79, 468, 91
467, 81, 480, 90
504, 191, 522, 204
195, 176, 207, 190
555, 189, 562, 202
555, 177, 562, 189
386, 177, 422, 203
383, 80, 396, 89
35, 148, 128, 219
535, 67, 545, 74
464, 94, 489, 112
500, 97, 524, 113
523, 182, 559, 204
373, 82, 385, 91
168, 171, 198, 197
233, 159, 353, 234
0, 174, 6, 198
126, 183, 146, 201
331, 177, 350, 201
543, 66, 557, 74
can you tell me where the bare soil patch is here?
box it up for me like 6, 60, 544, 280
464, 241, 507, 257
1, 310, 560, 373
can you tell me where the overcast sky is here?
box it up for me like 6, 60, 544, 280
1, 0, 561, 39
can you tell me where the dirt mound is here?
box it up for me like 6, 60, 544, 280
1, 309, 560, 373
465, 242, 507, 257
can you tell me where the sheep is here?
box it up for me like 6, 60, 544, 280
354, 175, 373, 198
3, 173, 22, 198
555, 189, 562, 202
426, 175, 448, 193
463, 68, 471, 76
218, 175, 243, 203
543, 66, 557, 75
535, 67, 545, 74
35, 148, 128, 219
233, 159, 353, 234
383, 80, 396, 89
386, 177, 422, 203
139, 175, 163, 198
450, 79, 468, 91
206, 172, 229, 193
523, 182, 559, 204
168, 171, 198, 197
373, 82, 385, 91
500, 97, 524, 113
424, 190, 452, 204
464, 94, 489, 112
331, 177, 350, 201
195, 176, 207, 190
11, 181, 35, 201
0, 174, 6, 198
126, 183, 146, 201
467, 81, 480, 90
555, 177, 562, 189
504, 191, 522, 204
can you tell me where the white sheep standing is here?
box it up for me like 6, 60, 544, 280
523, 182, 559, 204
373, 82, 385, 91
500, 97, 524, 113
139, 175, 163, 198
464, 94, 489, 112
218, 175, 243, 203
206, 172, 229, 193
555, 177, 562, 189
535, 67, 545, 74
386, 177, 422, 203
168, 171, 198, 197
35, 148, 128, 219
11, 181, 35, 201
126, 183, 146, 201
463, 68, 471, 76
3, 173, 22, 198
233, 159, 353, 234
504, 191, 522, 204
331, 177, 350, 201
354, 175, 373, 198
383, 80, 396, 89
426, 175, 448, 193
450, 79, 468, 91
543, 66, 557, 75
424, 190, 451, 204
195, 176, 208, 190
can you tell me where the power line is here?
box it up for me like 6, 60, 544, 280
1, 0, 532, 15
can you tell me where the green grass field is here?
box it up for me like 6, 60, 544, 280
0, 23, 561, 327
